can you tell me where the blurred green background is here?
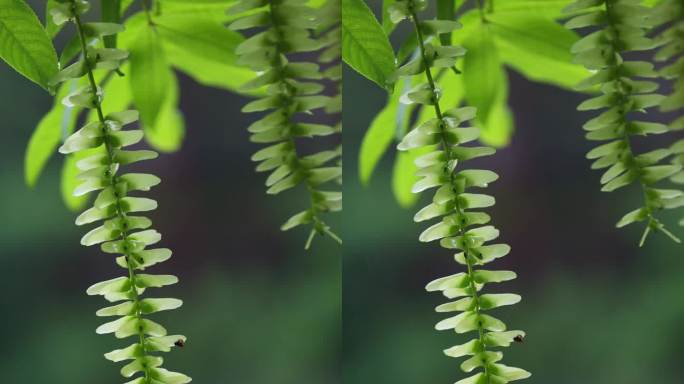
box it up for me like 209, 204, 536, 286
3, 1, 684, 383
342, 3, 684, 384
0, 4, 341, 381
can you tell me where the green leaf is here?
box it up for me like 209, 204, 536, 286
144, 334, 185, 353
342, 0, 396, 89
392, 146, 433, 208
82, 22, 124, 38
155, 1, 236, 24
25, 83, 76, 187
381, 0, 396, 34
129, 26, 169, 129
131, 9, 259, 96
359, 90, 401, 184
156, 15, 243, 66
136, 274, 179, 288
491, 14, 591, 90
98, 63, 132, 113
463, 26, 501, 125
159, 0, 235, 2
139, 298, 183, 314
164, 41, 259, 95
144, 71, 185, 153
45, 0, 63, 39
150, 368, 191, 384
417, 69, 465, 122
101, 0, 121, 48
62, 150, 99, 211
472, 269, 517, 284
495, 0, 574, 19
478, 71, 514, 147
0, 0, 58, 90
436, 0, 456, 46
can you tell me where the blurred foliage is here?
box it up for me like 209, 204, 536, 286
345, 0, 595, 207
343, 61, 684, 383
0, 29, 340, 381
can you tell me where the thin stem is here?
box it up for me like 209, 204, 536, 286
409, 6, 490, 381
72, 4, 151, 382
268, 0, 337, 247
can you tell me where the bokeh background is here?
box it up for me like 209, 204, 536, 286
3, 0, 684, 383
343, 3, 684, 384
0, 2, 341, 382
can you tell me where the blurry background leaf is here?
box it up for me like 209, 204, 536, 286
58, 35, 84, 67
342, 0, 396, 89
462, 26, 502, 130
156, 15, 242, 66
166, 46, 260, 95
491, 14, 590, 91
417, 70, 463, 121
381, 0, 395, 34
101, 0, 121, 48
44, 0, 62, 38
156, 1, 236, 23
129, 26, 169, 129
24, 83, 75, 187
494, 0, 574, 19
158, 0, 236, 3
0, 0, 58, 90
99, 65, 132, 114
122, 11, 258, 96
60, 153, 88, 211
307, 0, 329, 8
392, 148, 430, 208
436, 0, 455, 46
144, 71, 185, 152
154, 15, 259, 95
478, 70, 513, 147
359, 91, 401, 185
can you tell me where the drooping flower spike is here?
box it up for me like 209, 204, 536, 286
51, 1, 190, 382
391, 0, 530, 382
229, 0, 342, 249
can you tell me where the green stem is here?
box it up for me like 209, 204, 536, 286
267, 0, 337, 248
409, 6, 490, 382
72, 5, 151, 382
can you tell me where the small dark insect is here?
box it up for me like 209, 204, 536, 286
174, 339, 185, 348
513, 335, 524, 343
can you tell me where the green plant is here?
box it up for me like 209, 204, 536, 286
565, 0, 684, 245
652, 0, 684, 227
345, 0, 591, 207
48, 1, 189, 382
389, 1, 529, 382
343, 0, 684, 242
229, 0, 342, 249
24, 0, 255, 211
